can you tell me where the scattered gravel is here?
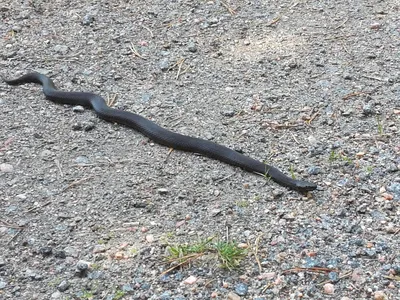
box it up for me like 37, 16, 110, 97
0, 0, 399, 299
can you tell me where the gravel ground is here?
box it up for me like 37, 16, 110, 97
1, 1, 399, 299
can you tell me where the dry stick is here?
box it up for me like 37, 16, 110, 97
7, 228, 24, 245
342, 91, 370, 100
63, 176, 93, 192
220, 0, 236, 15
0, 219, 25, 229
140, 24, 154, 37
317, 271, 352, 286
334, 17, 349, 30
253, 234, 263, 273
290, 132, 300, 144
107, 94, 118, 107
161, 253, 203, 275
176, 59, 190, 80
214, 172, 236, 183
26, 201, 52, 213
283, 267, 339, 275
362, 75, 385, 82
129, 42, 145, 59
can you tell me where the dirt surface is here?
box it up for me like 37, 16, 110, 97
1, 1, 399, 299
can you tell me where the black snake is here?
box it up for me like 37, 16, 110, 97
4, 72, 317, 192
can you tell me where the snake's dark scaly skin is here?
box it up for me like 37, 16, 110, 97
4, 72, 317, 192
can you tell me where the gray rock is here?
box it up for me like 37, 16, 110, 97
159, 58, 170, 71
57, 280, 70, 292
234, 283, 248, 296
82, 15, 94, 26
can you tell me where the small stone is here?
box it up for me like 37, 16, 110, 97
0, 280, 6, 289
308, 166, 321, 175
39, 246, 53, 257
323, 283, 334, 294
183, 275, 197, 284
370, 22, 381, 29
227, 292, 241, 300
0, 163, 13, 172
145, 234, 154, 243
76, 261, 89, 271
40, 149, 53, 160
374, 291, 387, 300
235, 283, 248, 296
187, 41, 197, 53
243, 40, 250, 45
12, 25, 22, 32
82, 15, 94, 26
72, 105, 85, 113
54, 251, 66, 259
158, 188, 168, 195
75, 156, 89, 164
53, 45, 69, 54
122, 284, 134, 292
362, 104, 374, 115
159, 58, 170, 71
57, 280, 70, 292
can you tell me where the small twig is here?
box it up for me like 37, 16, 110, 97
317, 271, 352, 286
129, 42, 145, 59
334, 17, 349, 30
162, 253, 203, 275
140, 24, 154, 37
63, 176, 93, 192
254, 234, 263, 273
214, 172, 236, 183
267, 16, 281, 26
175, 58, 190, 80
220, 1, 236, 15
26, 201, 52, 213
106, 94, 118, 107
282, 267, 339, 275
362, 75, 385, 82
342, 91, 370, 100
7, 228, 24, 245
0, 219, 25, 229
290, 132, 300, 144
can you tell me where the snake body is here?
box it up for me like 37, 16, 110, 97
4, 72, 317, 192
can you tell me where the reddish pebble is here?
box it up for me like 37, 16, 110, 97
183, 275, 197, 284
374, 291, 387, 300
323, 283, 334, 294
370, 22, 381, 29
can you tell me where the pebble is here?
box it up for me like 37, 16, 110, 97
158, 188, 168, 195
183, 275, 197, 284
0, 280, 6, 289
227, 292, 241, 300
57, 280, 70, 292
0, 163, 13, 172
323, 283, 334, 294
53, 44, 69, 54
72, 105, 85, 113
187, 41, 197, 52
75, 156, 89, 164
374, 291, 387, 300
40, 149, 53, 160
387, 182, 400, 199
308, 166, 321, 175
362, 103, 375, 115
159, 58, 170, 71
76, 261, 89, 271
234, 283, 248, 296
82, 14, 95, 26
39, 246, 53, 257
